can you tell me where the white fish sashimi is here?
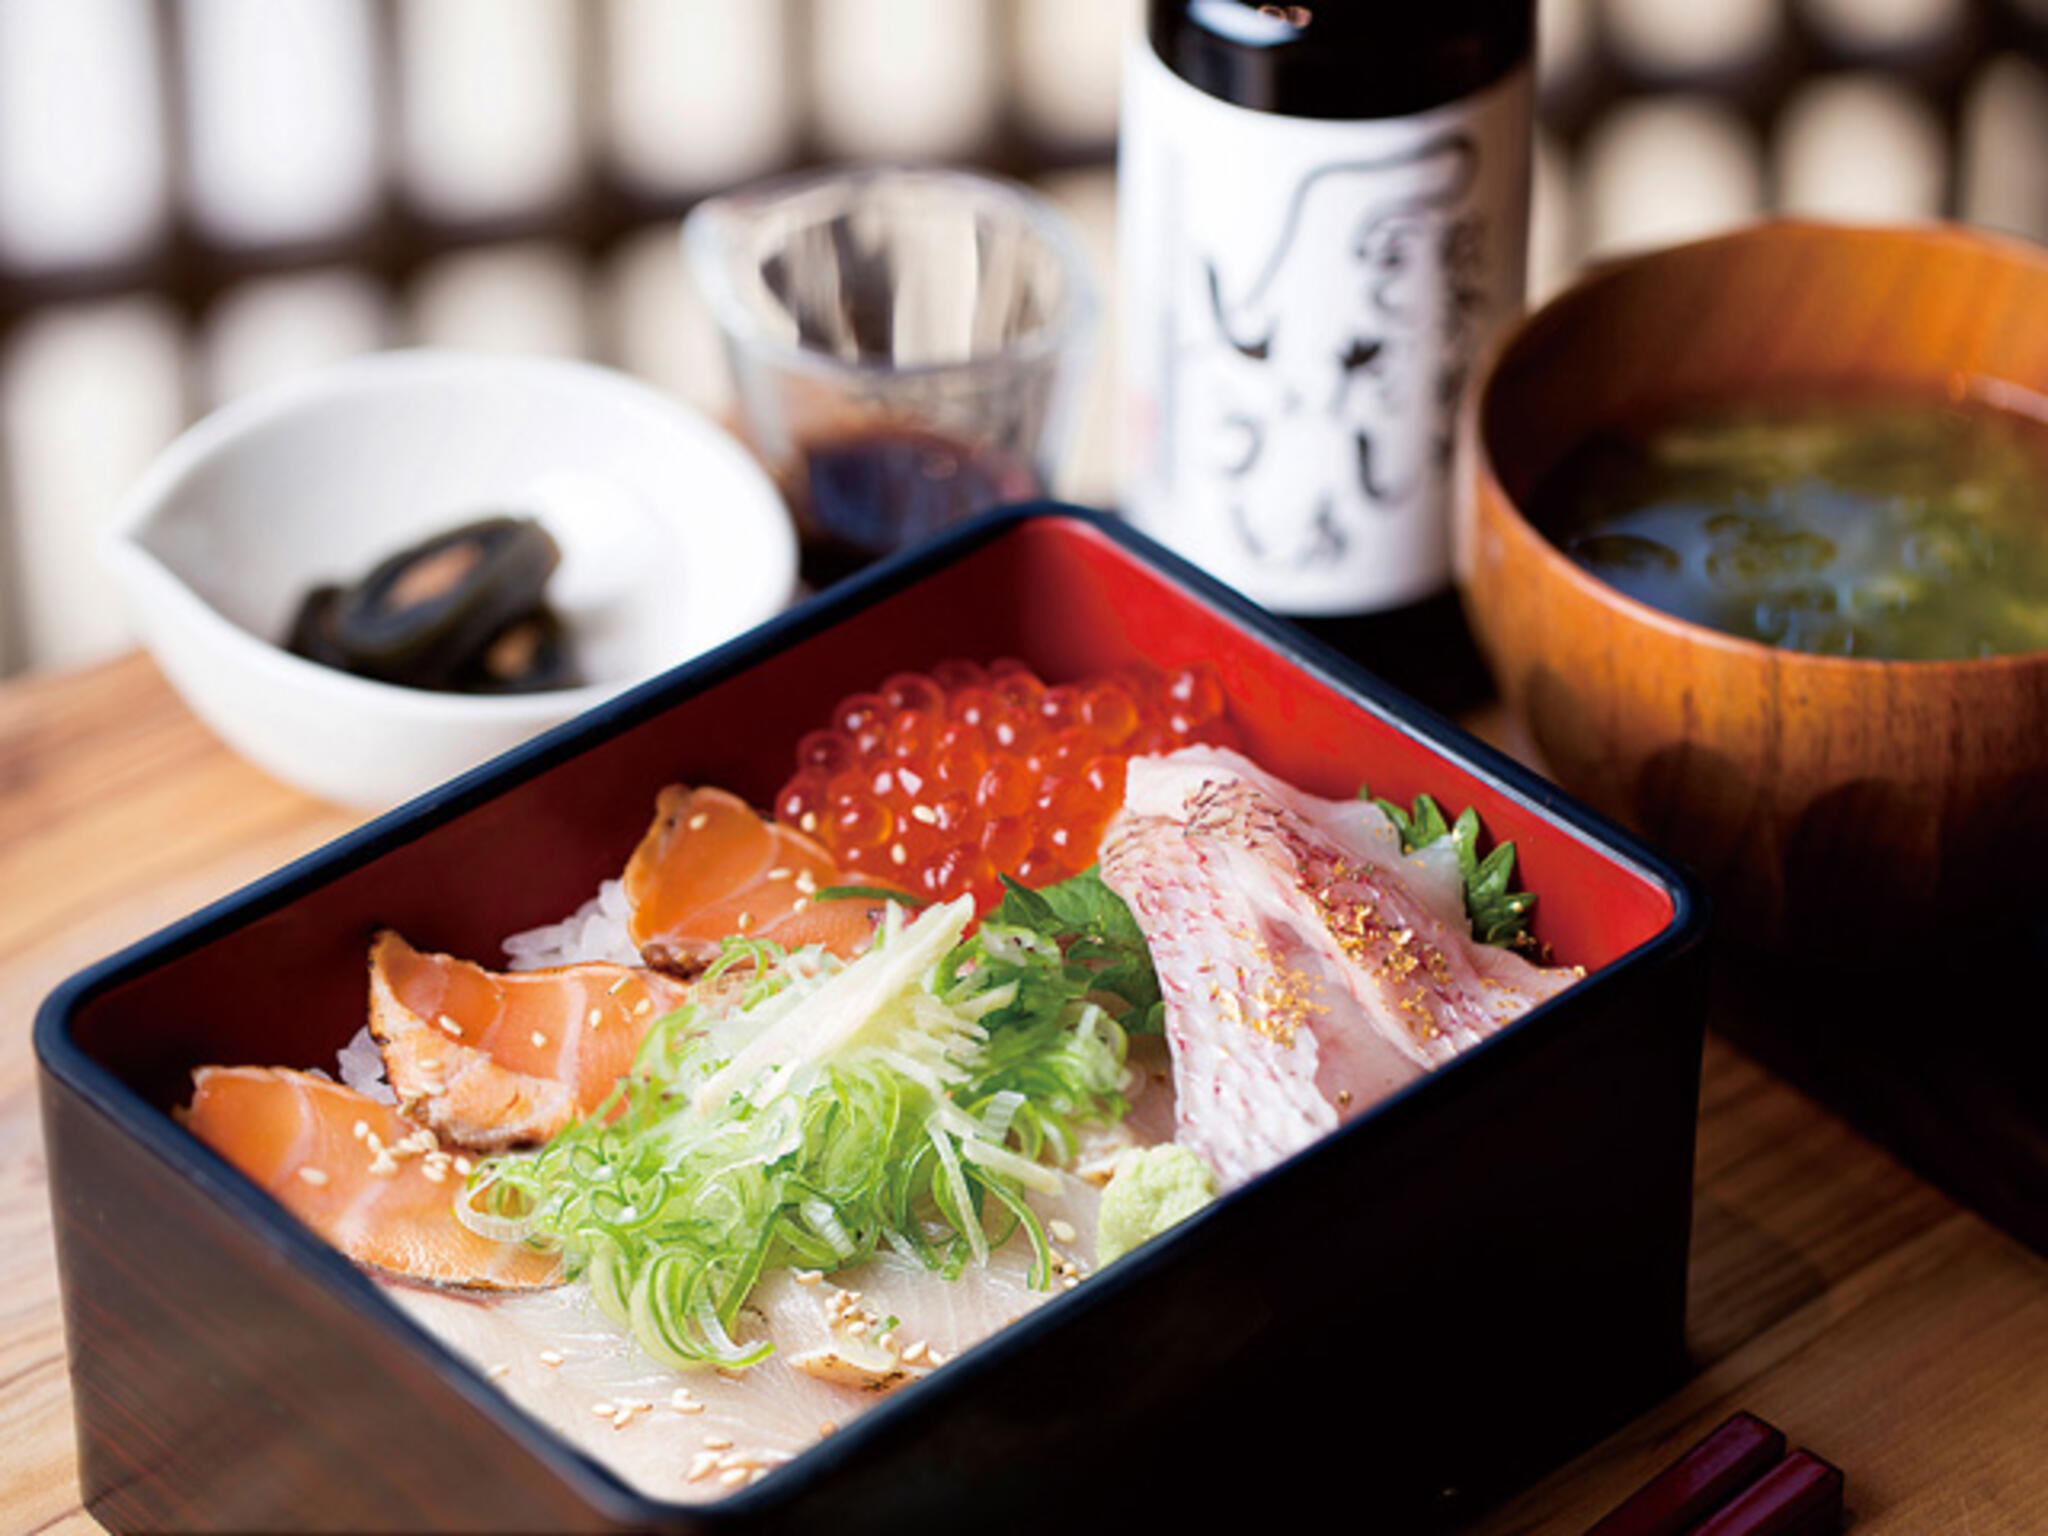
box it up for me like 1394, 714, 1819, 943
390, 1174, 1107, 1503
1101, 747, 1582, 1191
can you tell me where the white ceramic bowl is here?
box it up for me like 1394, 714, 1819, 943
104, 350, 797, 809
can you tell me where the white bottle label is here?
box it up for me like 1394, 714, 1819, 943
1118, 49, 1531, 615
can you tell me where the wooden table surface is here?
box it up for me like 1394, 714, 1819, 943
4, 653, 2045, 1535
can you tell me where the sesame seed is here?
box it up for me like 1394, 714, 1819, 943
538, 1350, 565, 1367
1061, 1275, 1080, 1290
890, 843, 908, 866
767, 866, 792, 881
635, 997, 653, 1015
607, 974, 631, 995
611, 1408, 636, 1429
719, 1467, 751, 1488
800, 812, 818, 833
485, 1362, 510, 1380
591, 1401, 617, 1416
925, 1348, 949, 1366
736, 911, 753, 932
420, 1161, 448, 1184
454, 1156, 473, 1176
296, 1166, 330, 1187
704, 1435, 734, 1450
418, 1058, 444, 1074
794, 1269, 822, 1286
1048, 1218, 1077, 1243
794, 870, 819, 894
688, 811, 710, 831
819, 1421, 838, 1436
351, 1119, 370, 1140
749, 1467, 770, 1485
587, 1008, 602, 1027
530, 1031, 548, 1049
846, 1318, 869, 1337
910, 804, 937, 825
687, 1452, 720, 1482
901, 1340, 928, 1364
436, 1014, 463, 1037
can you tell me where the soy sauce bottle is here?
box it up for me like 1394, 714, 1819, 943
1118, 0, 1535, 712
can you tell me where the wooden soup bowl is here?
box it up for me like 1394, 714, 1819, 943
1458, 221, 2048, 951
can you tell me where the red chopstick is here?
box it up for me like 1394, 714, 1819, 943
1685, 1451, 1845, 1536
1587, 1412, 1788, 1536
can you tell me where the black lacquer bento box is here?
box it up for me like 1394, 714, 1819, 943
37, 507, 1707, 1534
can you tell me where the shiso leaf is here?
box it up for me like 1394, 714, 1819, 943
980, 868, 1166, 1035
1360, 788, 1540, 955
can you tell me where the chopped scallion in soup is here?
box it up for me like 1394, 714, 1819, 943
1532, 391, 2048, 660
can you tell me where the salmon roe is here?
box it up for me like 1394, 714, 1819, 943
775, 659, 1235, 910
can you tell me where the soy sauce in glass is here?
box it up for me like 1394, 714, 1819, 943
789, 425, 1041, 590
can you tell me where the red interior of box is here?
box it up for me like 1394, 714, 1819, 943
71, 516, 1677, 1107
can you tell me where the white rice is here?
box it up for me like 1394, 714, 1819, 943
501, 878, 639, 972
337, 1025, 397, 1103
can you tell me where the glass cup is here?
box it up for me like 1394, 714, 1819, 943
683, 165, 1097, 591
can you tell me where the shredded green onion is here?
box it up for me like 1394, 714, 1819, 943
460, 896, 1134, 1371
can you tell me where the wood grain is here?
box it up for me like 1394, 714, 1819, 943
1459, 221, 2048, 952
4, 653, 2047, 1533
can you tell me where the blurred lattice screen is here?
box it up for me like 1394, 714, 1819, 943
0, 0, 2043, 677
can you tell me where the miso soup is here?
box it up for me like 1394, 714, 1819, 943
1532, 390, 2048, 660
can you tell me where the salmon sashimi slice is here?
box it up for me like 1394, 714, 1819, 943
623, 785, 901, 971
1100, 747, 1582, 1190
181, 1065, 562, 1291
368, 930, 692, 1151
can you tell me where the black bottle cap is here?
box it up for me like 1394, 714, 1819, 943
1149, 0, 1534, 120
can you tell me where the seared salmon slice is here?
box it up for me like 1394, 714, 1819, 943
622, 785, 903, 970
368, 930, 691, 1151
181, 1065, 561, 1290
